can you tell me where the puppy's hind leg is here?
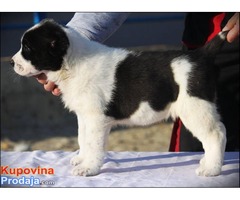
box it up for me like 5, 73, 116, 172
177, 97, 226, 176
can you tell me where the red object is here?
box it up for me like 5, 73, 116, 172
169, 118, 181, 152
206, 13, 226, 43
169, 13, 225, 152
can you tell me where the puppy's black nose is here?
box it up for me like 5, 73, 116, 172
10, 59, 15, 67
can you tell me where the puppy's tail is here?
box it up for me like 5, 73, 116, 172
201, 30, 229, 56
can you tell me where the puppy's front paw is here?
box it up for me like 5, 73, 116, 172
70, 155, 84, 166
199, 156, 206, 165
72, 162, 101, 176
196, 164, 221, 176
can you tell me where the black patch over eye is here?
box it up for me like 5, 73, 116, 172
20, 19, 69, 71
22, 45, 31, 58
22, 38, 32, 53
23, 45, 31, 53
21, 42, 34, 60
24, 45, 30, 50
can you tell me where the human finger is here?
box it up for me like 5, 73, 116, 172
35, 73, 48, 84
227, 23, 239, 43
52, 87, 61, 96
43, 81, 56, 92
223, 13, 239, 31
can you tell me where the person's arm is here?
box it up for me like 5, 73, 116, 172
223, 12, 239, 43
36, 12, 129, 96
67, 12, 129, 42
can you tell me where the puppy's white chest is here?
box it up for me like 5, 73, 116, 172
60, 83, 85, 113
60, 78, 102, 115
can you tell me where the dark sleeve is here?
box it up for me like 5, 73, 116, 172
182, 12, 235, 49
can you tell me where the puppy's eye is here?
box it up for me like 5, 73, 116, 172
23, 45, 31, 52
22, 44, 32, 59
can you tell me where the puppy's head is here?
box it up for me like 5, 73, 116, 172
11, 19, 69, 77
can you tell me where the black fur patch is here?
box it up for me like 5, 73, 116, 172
186, 49, 219, 102
21, 19, 69, 71
184, 32, 228, 102
105, 51, 180, 119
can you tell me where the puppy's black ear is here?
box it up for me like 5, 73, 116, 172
41, 20, 69, 58
39, 19, 69, 51
48, 33, 69, 58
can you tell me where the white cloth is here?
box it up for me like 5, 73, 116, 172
1, 151, 239, 187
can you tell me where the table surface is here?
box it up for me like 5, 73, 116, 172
1, 151, 239, 187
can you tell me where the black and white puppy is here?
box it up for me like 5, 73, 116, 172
11, 19, 227, 177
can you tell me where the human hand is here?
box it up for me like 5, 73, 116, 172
35, 73, 61, 96
223, 13, 239, 43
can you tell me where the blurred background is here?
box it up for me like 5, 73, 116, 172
1, 12, 186, 152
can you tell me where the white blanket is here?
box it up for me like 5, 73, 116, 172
1, 151, 239, 187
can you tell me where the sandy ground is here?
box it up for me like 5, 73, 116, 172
1, 122, 173, 152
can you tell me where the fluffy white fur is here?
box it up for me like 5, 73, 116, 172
12, 25, 226, 177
